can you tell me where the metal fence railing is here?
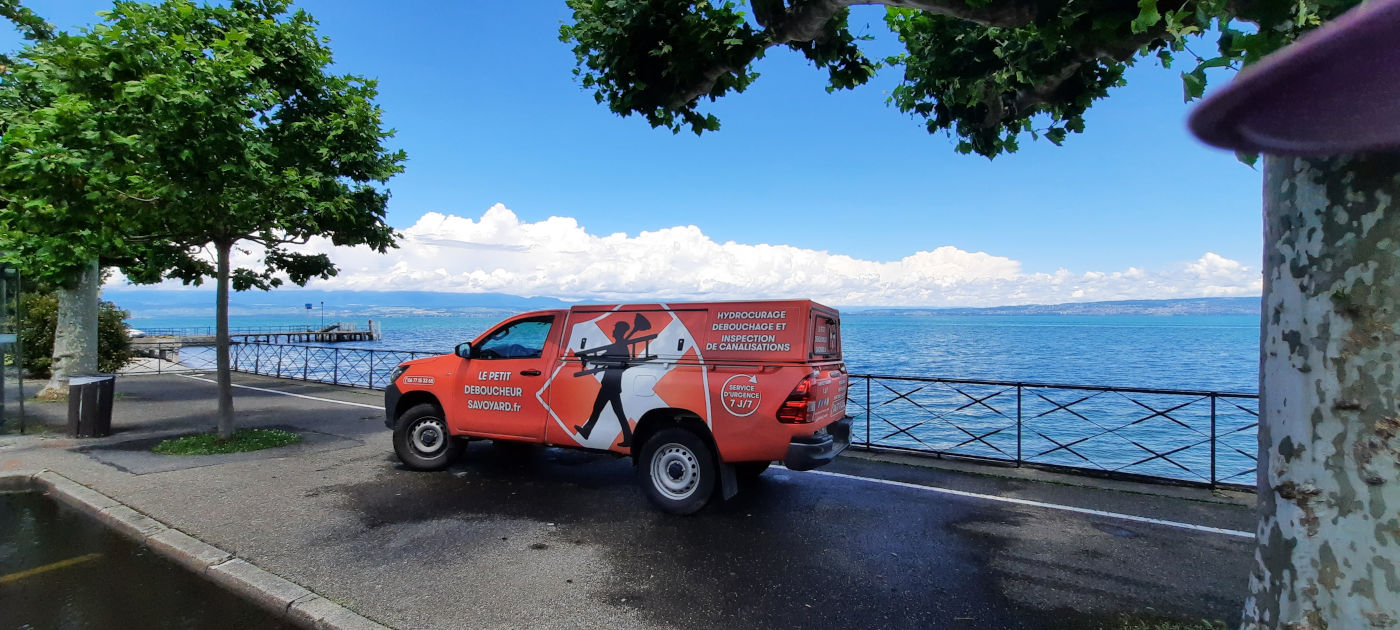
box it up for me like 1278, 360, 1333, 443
122, 342, 438, 390
122, 343, 1260, 489
847, 374, 1258, 489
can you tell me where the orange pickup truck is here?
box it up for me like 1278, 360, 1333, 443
384, 300, 851, 513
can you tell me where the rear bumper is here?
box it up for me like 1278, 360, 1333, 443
783, 415, 852, 471
383, 383, 402, 429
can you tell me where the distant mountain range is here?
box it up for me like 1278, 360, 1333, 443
850, 296, 1261, 316
102, 288, 1261, 319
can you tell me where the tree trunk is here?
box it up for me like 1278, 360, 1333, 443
215, 240, 235, 438
1243, 153, 1400, 629
37, 259, 100, 400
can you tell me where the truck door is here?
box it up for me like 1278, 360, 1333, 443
455, 315, 558, 440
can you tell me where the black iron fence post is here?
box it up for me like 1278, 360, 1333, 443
277, 345, 284, 377
1210, 394, 1218, 488
864, 376, 871, 449
303, 351, 309, 381
233, 344, 240, 372
368, 349, 375, 388
1016, 384, 1023, 467
332, 347, 339, 385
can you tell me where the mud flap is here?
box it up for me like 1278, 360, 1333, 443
719, 462, 738, 501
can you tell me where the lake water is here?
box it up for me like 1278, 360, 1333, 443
133, 312, 1260, 393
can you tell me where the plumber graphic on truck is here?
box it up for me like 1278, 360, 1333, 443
571, 314, 660, 447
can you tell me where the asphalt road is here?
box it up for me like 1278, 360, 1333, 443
1, 373, 1256, 630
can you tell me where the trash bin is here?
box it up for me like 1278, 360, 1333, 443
67, 374, 116, 438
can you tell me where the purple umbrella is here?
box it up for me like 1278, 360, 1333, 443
1188, 0, 1400, 155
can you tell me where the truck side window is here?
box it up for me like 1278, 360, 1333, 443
476, 317, 553, 360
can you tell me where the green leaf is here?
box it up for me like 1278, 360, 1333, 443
1180, 70, 1207, 102
1131, 0, 1161, 34
1193, 56, 1233, 72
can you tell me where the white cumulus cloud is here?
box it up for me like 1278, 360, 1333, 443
117, 203, 1262, 306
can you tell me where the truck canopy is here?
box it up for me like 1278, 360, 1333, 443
562, 299, 841, 365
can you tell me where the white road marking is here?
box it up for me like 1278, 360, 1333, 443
177, 374, 383, 410
789, 467, 1255, 539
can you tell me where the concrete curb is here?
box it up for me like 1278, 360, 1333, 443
0, 470, 390, 630
208, 559, 313, 615
147, 528, 233, 575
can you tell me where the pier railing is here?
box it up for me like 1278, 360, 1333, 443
848, 374, 1258, 490
122, 343, 1260, 490
137, 325, 325, 336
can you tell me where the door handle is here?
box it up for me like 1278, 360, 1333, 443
521, 370, 542, 376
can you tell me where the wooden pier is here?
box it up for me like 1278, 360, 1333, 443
133, 321, 380, 354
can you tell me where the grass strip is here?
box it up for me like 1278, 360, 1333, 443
1116, 620, 1226, 630
153, 428, 302, 455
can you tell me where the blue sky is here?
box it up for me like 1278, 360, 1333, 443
3, 2, 1262, 306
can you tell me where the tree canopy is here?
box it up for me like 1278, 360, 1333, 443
99, 0, 405, 291
1, 0, 403, 290
560, 0, 1360, 157
0, 0, 170, 287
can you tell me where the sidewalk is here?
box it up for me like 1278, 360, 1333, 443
0, 372, 1256, 630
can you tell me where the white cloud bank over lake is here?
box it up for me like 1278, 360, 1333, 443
126, 203, 1262, 307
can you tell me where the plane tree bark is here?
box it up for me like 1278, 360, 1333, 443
1246, 153, 1400, 628
37, 260, 99, 398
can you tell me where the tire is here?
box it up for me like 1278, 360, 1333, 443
637, 428, 717, 515
734, 461, 771, 481
392, 403, 461, 471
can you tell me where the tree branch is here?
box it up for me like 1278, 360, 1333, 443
0, 0, 55, 42
857, 0, 1039, 28
117, 191, 160, 204
1007, 27, 1169, 119
673, 0, 1045, 108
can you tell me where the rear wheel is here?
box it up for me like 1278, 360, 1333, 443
393, 403, 461, 470
638, 428, 716, 515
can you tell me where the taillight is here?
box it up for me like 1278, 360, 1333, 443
776, 376, 814, 424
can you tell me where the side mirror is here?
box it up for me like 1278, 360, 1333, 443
455, 342, 472, 359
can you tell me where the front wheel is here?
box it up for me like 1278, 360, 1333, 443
638, 428, 716, 515
393, 403, 462, 470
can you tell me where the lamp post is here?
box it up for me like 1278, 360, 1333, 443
0, 264, 23, 434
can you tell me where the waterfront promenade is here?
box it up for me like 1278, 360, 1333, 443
0, 372, 1256, 629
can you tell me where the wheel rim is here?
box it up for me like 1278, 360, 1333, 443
409, 416, 448, 457
650, 442, 700, 500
